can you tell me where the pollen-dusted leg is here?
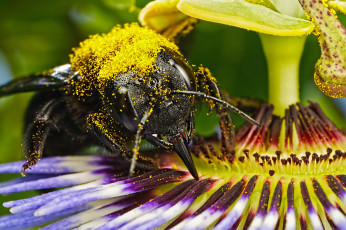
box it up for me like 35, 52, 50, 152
195, 67, 235, 152
129, 107, 154, 177
88, 112, 158, 174
22, 100, 65, 175
87, 113, 127, 155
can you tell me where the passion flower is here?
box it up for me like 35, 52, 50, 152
0, 102, 345, 229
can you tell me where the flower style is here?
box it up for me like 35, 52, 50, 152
0, 102, 345, 229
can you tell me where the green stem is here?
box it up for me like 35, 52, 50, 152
259, 34, 306, 116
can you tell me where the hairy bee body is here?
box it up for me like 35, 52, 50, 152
0, 23, 259, 180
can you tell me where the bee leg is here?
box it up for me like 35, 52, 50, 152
186, 112, 195, 143
144, 134, 173, 150
195, 67, 235, 153
87, 113, 126, 154
22, 100, 65, 175
129, 107, 153, 177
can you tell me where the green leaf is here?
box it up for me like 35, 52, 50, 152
177, 0, 314, 36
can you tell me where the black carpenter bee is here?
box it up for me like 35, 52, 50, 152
0, 24, 259, 180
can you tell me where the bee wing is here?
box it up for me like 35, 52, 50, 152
0, 64, 74, 96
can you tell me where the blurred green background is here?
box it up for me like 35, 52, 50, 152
0, 0, 345, 216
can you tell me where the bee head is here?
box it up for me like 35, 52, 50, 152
103, 50, 196, 138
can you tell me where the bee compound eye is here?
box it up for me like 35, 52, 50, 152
168, 58, 195, 91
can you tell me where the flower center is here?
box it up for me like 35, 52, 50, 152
160, 102, 345, 179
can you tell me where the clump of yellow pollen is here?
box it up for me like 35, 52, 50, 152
69, 23, 180, 97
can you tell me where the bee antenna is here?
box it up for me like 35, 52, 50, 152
171, 90, 261, 126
